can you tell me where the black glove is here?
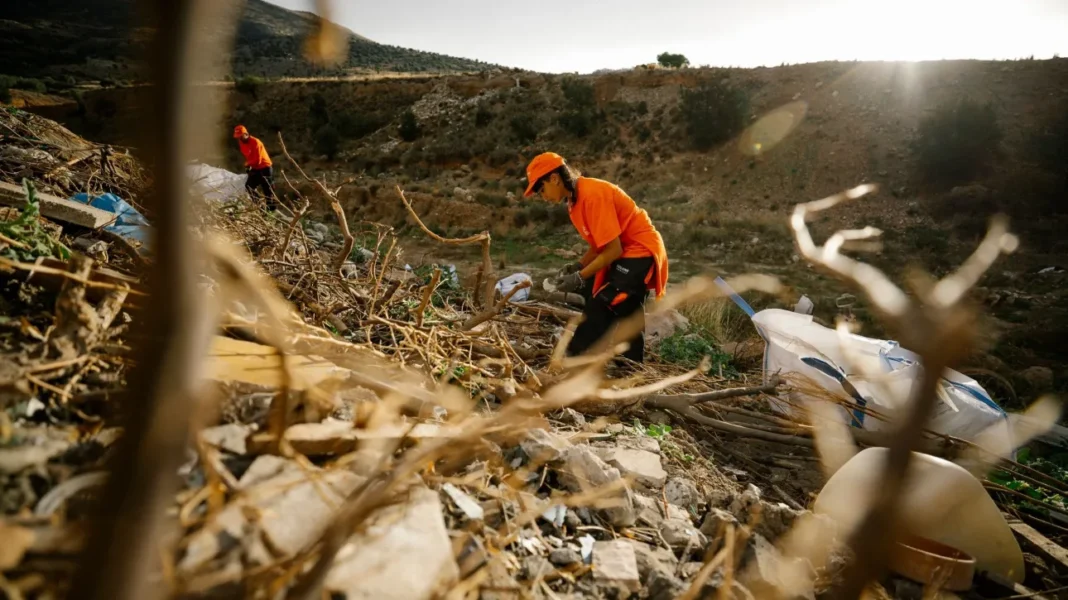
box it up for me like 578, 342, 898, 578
551, 271, 585, 294
558, 261, 582, 277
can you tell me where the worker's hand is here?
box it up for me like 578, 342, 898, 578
551, 271, 584, 294
558, 261, 582, 277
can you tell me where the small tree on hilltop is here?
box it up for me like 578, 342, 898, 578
679, 76, 749, 151
657, 52, 690, 69
916, 99, 1002, 183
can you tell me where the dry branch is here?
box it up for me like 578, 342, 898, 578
461, 280, 530, 331
396, 185, 495, 309
279, 171, 310, 261
278, 133, 354, 271
415, 267, 440, 328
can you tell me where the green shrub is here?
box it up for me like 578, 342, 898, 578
13, 78, 46, 93
0, 87, 10, 104
657, 331, 735, 374
474, 105, 493, 127
234, 75, 264, 96
335, 112, 386, 139
561, 78, 595, 109
509, 115, 539, 143
679, 77, 749, 150
314, 124, 341, 159
916, 99, 1002, 183
657, 52, 690, 69
399, 109, 420, 141
559, 110, 594, 137
1034, 112, 1068, 186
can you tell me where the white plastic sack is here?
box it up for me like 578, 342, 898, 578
752, 308, 1008, 443
187, 163, 247, 203
495, 273, 532, 303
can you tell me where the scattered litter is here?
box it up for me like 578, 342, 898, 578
70, 192, 152, 254
495, 273, 532, 302
579, 534, 596, 562
541, 504, 567, 528
186, 163, 247, 203
752, 308, 1008, 442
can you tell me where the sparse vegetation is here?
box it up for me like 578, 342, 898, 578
916, 99, 1002, 183
314, 124, 341, 159
399, 109, 421, 142
509, 115, 539, 143
234, 75, 264, 96
679, 76, 749, 150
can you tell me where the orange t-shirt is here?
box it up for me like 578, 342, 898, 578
569, 177, 669, 298
239, 136, 272, 170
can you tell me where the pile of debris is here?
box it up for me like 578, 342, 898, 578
1, 107, 1067, 600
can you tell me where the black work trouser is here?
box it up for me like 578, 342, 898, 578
566, 256, 654, 363
246, 166, 278, 209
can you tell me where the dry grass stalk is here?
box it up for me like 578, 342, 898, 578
415, 267, 441, 328
461, 280, 531, 331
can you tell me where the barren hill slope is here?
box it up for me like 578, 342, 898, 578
0, 0, 498, 84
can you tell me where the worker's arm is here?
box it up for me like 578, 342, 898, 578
578, 245, 598, 268
579, 237, 622, 279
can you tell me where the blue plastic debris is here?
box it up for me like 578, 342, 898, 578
70, 192, 152, 255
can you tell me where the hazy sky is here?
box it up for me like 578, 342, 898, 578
266, 0, 1068, 73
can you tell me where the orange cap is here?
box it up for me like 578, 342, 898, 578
233, 125, 248, 139
523, 152, 565, 197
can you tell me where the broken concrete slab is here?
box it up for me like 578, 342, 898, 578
326, 488, 459, 599
596, 447, 667, 490
520, 428, 570, 463
614, 434, 661, 454
593, 540, 641, 593
0, 181, 115, 229
557, 445, 636, 527
700, 507, 739, 538
550, 547, 582, 566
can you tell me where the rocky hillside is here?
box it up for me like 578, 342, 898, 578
35, 58, 1068, 397
0, 0, 498, 86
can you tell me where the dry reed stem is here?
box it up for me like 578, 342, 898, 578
277, 132, 354, 272
278, 171, 309, 261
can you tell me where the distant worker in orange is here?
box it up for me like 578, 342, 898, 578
233, 125, 278, 211
528, 152, 668, 364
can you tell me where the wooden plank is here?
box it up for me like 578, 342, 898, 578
0, 181, 114, 229
1008, 518, 1068, 571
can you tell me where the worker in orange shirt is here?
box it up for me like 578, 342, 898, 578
528, 152, 668, 364
233, 125, 278, 211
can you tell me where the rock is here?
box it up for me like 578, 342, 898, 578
644, 309, 689, 345
523, 555, 555, 580
622, 538, 678, 582
699, 507, 739, 538
647, 569, 688, 600
1019, 366, 1054, 393
634, 494, 690, 527
646, 410, 672, 426
616, 435, 661, 454
520, 428, 570, 463
555, 408, 586, 427
442, 483, 484, 521
326, 488, 459, 600
664, 477, 700, 508
660, 519, 708, 551
550, 547, 582, 566
558, 446, 636, 526
744, 534, 816, 600
724, 484, 802, 539
597, 447, 667, 490
180, 456, 362, 573
593, 540, 641, 593
480, 558, 521, 600
949, 184, 991, 201
199, 423, 251, 455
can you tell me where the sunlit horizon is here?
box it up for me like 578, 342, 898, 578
264, 0, 1068, 73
